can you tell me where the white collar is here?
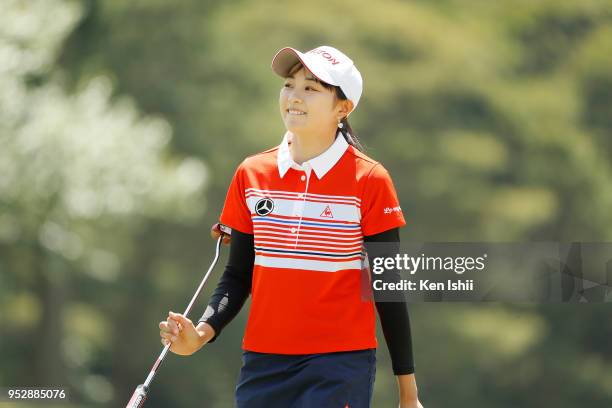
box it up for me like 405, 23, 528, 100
277, 131, 349, 179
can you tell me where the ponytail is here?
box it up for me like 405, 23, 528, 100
338, 116, 364, 152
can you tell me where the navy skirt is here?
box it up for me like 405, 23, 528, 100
235, 348, 376, 408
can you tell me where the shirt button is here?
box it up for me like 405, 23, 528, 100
300, 175, 306, 181
291, 227, 297, 233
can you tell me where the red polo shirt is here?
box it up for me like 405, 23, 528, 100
220, 132, 405, 354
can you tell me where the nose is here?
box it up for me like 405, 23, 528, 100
287, 88, 303, 104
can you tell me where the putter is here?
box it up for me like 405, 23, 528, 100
125, 223, 232, 408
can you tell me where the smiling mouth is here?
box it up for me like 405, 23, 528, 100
287, 109, 307, 115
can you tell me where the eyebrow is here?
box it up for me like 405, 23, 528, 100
286, 74, 319, 82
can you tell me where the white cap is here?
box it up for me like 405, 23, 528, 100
271, 45, 363, 113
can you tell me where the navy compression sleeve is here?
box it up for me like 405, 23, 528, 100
197, 228, 254, 343
364, 228, 416, 375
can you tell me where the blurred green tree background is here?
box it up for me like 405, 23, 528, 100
1, 0, 612, 406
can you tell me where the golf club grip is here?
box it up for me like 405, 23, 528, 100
218, 223, 232, 235
126, 384, 148, 408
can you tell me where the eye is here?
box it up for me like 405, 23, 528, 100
305, 86, 317, 91
283, 82, 293, 88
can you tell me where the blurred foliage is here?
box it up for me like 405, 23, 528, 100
1, 0, 612, 406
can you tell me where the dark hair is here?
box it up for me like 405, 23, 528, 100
286, 63, 364, 152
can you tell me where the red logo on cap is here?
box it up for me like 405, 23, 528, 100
309, 49, 340, 65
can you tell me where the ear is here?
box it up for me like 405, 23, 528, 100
336, 99, 354, 120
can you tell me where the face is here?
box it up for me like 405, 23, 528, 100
279, 66, 345, 136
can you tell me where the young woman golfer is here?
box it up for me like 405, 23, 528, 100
159, 46, 423, 408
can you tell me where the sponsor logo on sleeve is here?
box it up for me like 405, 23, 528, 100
383, 206, 402, 215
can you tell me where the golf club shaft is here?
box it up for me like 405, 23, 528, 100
126, 227, 230, 407
144, 234, 224, 388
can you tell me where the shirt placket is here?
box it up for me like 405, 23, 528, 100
292, 163, 311, 248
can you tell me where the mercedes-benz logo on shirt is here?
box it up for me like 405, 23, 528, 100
255, 198, 274, 216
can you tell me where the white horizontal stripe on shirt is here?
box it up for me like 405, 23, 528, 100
247, 197, 360, 224
253, 224, 363, 237
254, 231, 363, 244
254, 239, 364, 252
245, 188, 361, 204
254, 254, 362, 272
